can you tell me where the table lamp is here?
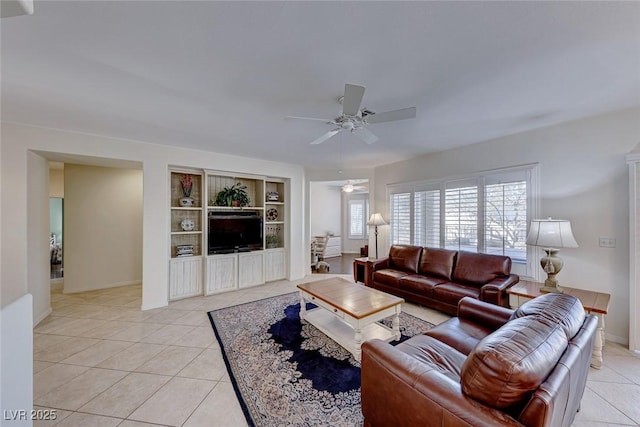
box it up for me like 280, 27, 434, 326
368, 213, 387, 259
526, 218, 578, 293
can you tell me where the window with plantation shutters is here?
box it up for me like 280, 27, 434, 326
484, 180, 527, 261
414, 189, 440, 247
390, 192, 411, 245
387, 164, 538, 277
348, 198, 369, 239
445, 183, 478, 251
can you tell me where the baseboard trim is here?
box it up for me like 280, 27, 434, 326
34, 307, 53, 327
605, 333, 629, 346
63, 280, 142, 294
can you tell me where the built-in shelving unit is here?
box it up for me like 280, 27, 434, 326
169, 170, 204, 300
168, 169, 288, 300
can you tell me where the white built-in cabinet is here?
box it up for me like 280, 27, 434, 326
205, 253, 237, 294
169, 169, 288, 300
265, 248, 286, 282
238, 252, 265, 288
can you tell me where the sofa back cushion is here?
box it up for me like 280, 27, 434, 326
452, 251, 511, 287
388, 245, 422, 273
460, 293, 584, 410
511, 292, 585, 339
460, 316, 568, 409
418, 248, 457, 280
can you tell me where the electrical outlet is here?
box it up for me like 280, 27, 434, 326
599, 237, 616, 248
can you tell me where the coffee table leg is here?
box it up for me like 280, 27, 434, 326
392, 311, 401, 341
299, 291, 307, 320
354, 328, 362, 361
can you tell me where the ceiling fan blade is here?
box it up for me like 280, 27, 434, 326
365, 107, 416, 124
285, 115, 334, 123
310, 129, 340, 145
342, 84, 366, 116
353, 126, 378, 144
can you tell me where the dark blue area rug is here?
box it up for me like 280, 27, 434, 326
208, 291, 434, 427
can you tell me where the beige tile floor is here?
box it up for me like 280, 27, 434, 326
33, 276, 640, 426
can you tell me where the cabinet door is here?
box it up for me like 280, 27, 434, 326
206, 254, 238, 294
265, 249, 286, 282
238, 252, 265, 288
170, 257, 203, 300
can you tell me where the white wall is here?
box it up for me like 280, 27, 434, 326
309, 181, 341, 237
0, 294, 33, 426
374, 107, 640, 344
1, 122, 307, 311
63, 164, 143, 293
49, 168, 63, 198
27, 152, 52, 325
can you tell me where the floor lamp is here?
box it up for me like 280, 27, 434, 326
368, 213, 387, 259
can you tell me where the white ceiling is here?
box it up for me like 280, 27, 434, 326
2, 1, 639, 170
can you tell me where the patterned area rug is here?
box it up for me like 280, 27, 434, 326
208, 292, 434, 427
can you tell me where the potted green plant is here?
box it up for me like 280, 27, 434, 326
215, 182, 251, 207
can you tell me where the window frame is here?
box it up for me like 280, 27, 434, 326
387, 164, 540, 279
347, 196, 370, 239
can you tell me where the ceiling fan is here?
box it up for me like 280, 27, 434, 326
286, 83, 416, 145
341, 180, 368, 193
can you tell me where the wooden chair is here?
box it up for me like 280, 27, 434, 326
311, 236, 330, 272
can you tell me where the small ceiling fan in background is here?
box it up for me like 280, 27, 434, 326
286, 83, 416, 145
341, 179, 368, 193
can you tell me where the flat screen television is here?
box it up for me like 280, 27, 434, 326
208, 212, 263, 254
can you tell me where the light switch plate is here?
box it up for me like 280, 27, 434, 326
599, 237, 616, 248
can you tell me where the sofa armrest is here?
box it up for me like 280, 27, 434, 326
457, 297, 514, 331
365, 258, 389, 286
480, 274, 519, 307
361, 339, 522, 427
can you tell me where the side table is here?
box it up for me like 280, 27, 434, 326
353, 257, 371, 284
507, 280, 610, 369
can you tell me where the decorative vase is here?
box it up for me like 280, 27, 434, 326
180, 218, 195, 231
179, 197, 194, 207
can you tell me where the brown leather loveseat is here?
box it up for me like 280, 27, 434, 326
361, 293, 598, 427
365, 245, 519, 314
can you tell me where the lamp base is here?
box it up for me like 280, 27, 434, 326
539, 249, 565, 293
540, 283, 564, 293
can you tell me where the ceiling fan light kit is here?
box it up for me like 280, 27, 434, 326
287, 83, 416, 146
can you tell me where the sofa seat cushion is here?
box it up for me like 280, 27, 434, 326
425, 317, 494, 356
461, 312, 571, 409
388, 245, 422, 273
452, 251, 511, 286
373, 269, 410, 288
398, 274, 444, 296
432, 282, 480, 306
418, 248, 457, 281
396, 334, 466, 382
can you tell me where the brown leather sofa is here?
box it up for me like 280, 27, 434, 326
365, 245, 519, 314
361, 293, 598, 427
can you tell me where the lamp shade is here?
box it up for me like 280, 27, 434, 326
526, 218, 578, 248
368, 213, 387, 226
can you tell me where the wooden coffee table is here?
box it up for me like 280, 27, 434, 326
297, 277, 404, 362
